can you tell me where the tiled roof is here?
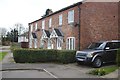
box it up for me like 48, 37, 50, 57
29, 1, 82, 24
44, 30, 50, 37
32, 33, 37, 38
54, 28, 63, 37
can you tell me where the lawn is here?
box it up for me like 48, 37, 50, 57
89, 65, 118, 76
0, 52, 7, 61
101, 66, 118, 74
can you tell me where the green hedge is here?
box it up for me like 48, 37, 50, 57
116, 49, 120, 66
13, 49, 76, 64
57, 50, 76, 64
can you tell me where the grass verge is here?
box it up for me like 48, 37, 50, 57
0, 52, 8, 61
88, 65, 118, 76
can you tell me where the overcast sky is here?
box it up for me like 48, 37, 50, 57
0, 0, 83, 31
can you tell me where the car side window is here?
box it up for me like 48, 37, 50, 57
118, 42, 120, 48
105, 42, 115, 49
105, 42, 119, 49
115, 42, 120, 49
112, 42, 118, 49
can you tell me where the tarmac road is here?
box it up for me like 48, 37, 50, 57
2, 63, 99, 78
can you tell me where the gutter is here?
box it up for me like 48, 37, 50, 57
78, 4, 81, 50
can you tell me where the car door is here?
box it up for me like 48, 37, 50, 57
104, 42, 117, 62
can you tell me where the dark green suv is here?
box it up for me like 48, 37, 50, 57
76, 40, 120, 68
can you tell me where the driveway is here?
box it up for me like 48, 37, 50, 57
2, 63, 99, 78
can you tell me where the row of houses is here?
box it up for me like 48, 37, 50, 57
28, 1, 119, 50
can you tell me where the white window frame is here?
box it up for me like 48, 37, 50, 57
47, 38, 52, 49
29, 39, 32, 48
42, 20, 45, 29
29, 24, 33, 48
68, 10, 74, 24
29, 34, 32, 48
29, 40, 32, 48
59, 14, 62, 26
35, 23, 38, 30
57, 38, 62, 50
40, 39, 44, 48
66, 37, 75, 50
34, 39, 37, 48
49, 18, 52, 28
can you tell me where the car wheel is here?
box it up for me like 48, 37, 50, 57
93, 57, 102, 68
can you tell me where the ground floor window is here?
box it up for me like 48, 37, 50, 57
34, 39, 37, 48
29, 39, 32, 48
57, 38, 62, 50
29, 33, 33, 48
47, 39, 52, 49
66, 37, 75, 50
40, 39, 44, 49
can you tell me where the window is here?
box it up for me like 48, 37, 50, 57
49, 18, 52, 28
57, 38, 62, 50
40, 40, 44, 48
42, 20, 45, 29
105, 42, 120, 49
59, 14, 62, 26
34, 39, 37, 48
66, 37, 75, 50
68, 10, 74, 24
47, 39, 52, 49
29, 34, 32, 48
29, 24, 33, 48
35, 23, 38, 30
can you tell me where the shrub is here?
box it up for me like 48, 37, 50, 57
13, 48, 76, 64
89, 69, 106, 76
116, 49, 120, 66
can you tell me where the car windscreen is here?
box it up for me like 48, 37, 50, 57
87, 42, 103, 50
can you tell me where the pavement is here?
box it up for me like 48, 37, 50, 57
0, 46, 11, 52
0, 46, 119, 79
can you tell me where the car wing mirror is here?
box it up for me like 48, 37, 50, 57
105, 47, 110, 50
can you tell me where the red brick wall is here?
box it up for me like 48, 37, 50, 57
118, 2, 120, 40
29, 6, 80, 50
29, 2, 119, 50
80, 2, 119, 49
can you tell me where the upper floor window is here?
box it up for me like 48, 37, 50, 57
49, 18, 52, 28
42, 20, 45, 29
35, 23, 38, 30
68, 10, 74, 24
59, 14, 62, 26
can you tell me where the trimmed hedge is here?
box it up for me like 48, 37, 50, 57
116, 49, 120, 66
57, 50, 76, 64
13, 48, 76, 64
